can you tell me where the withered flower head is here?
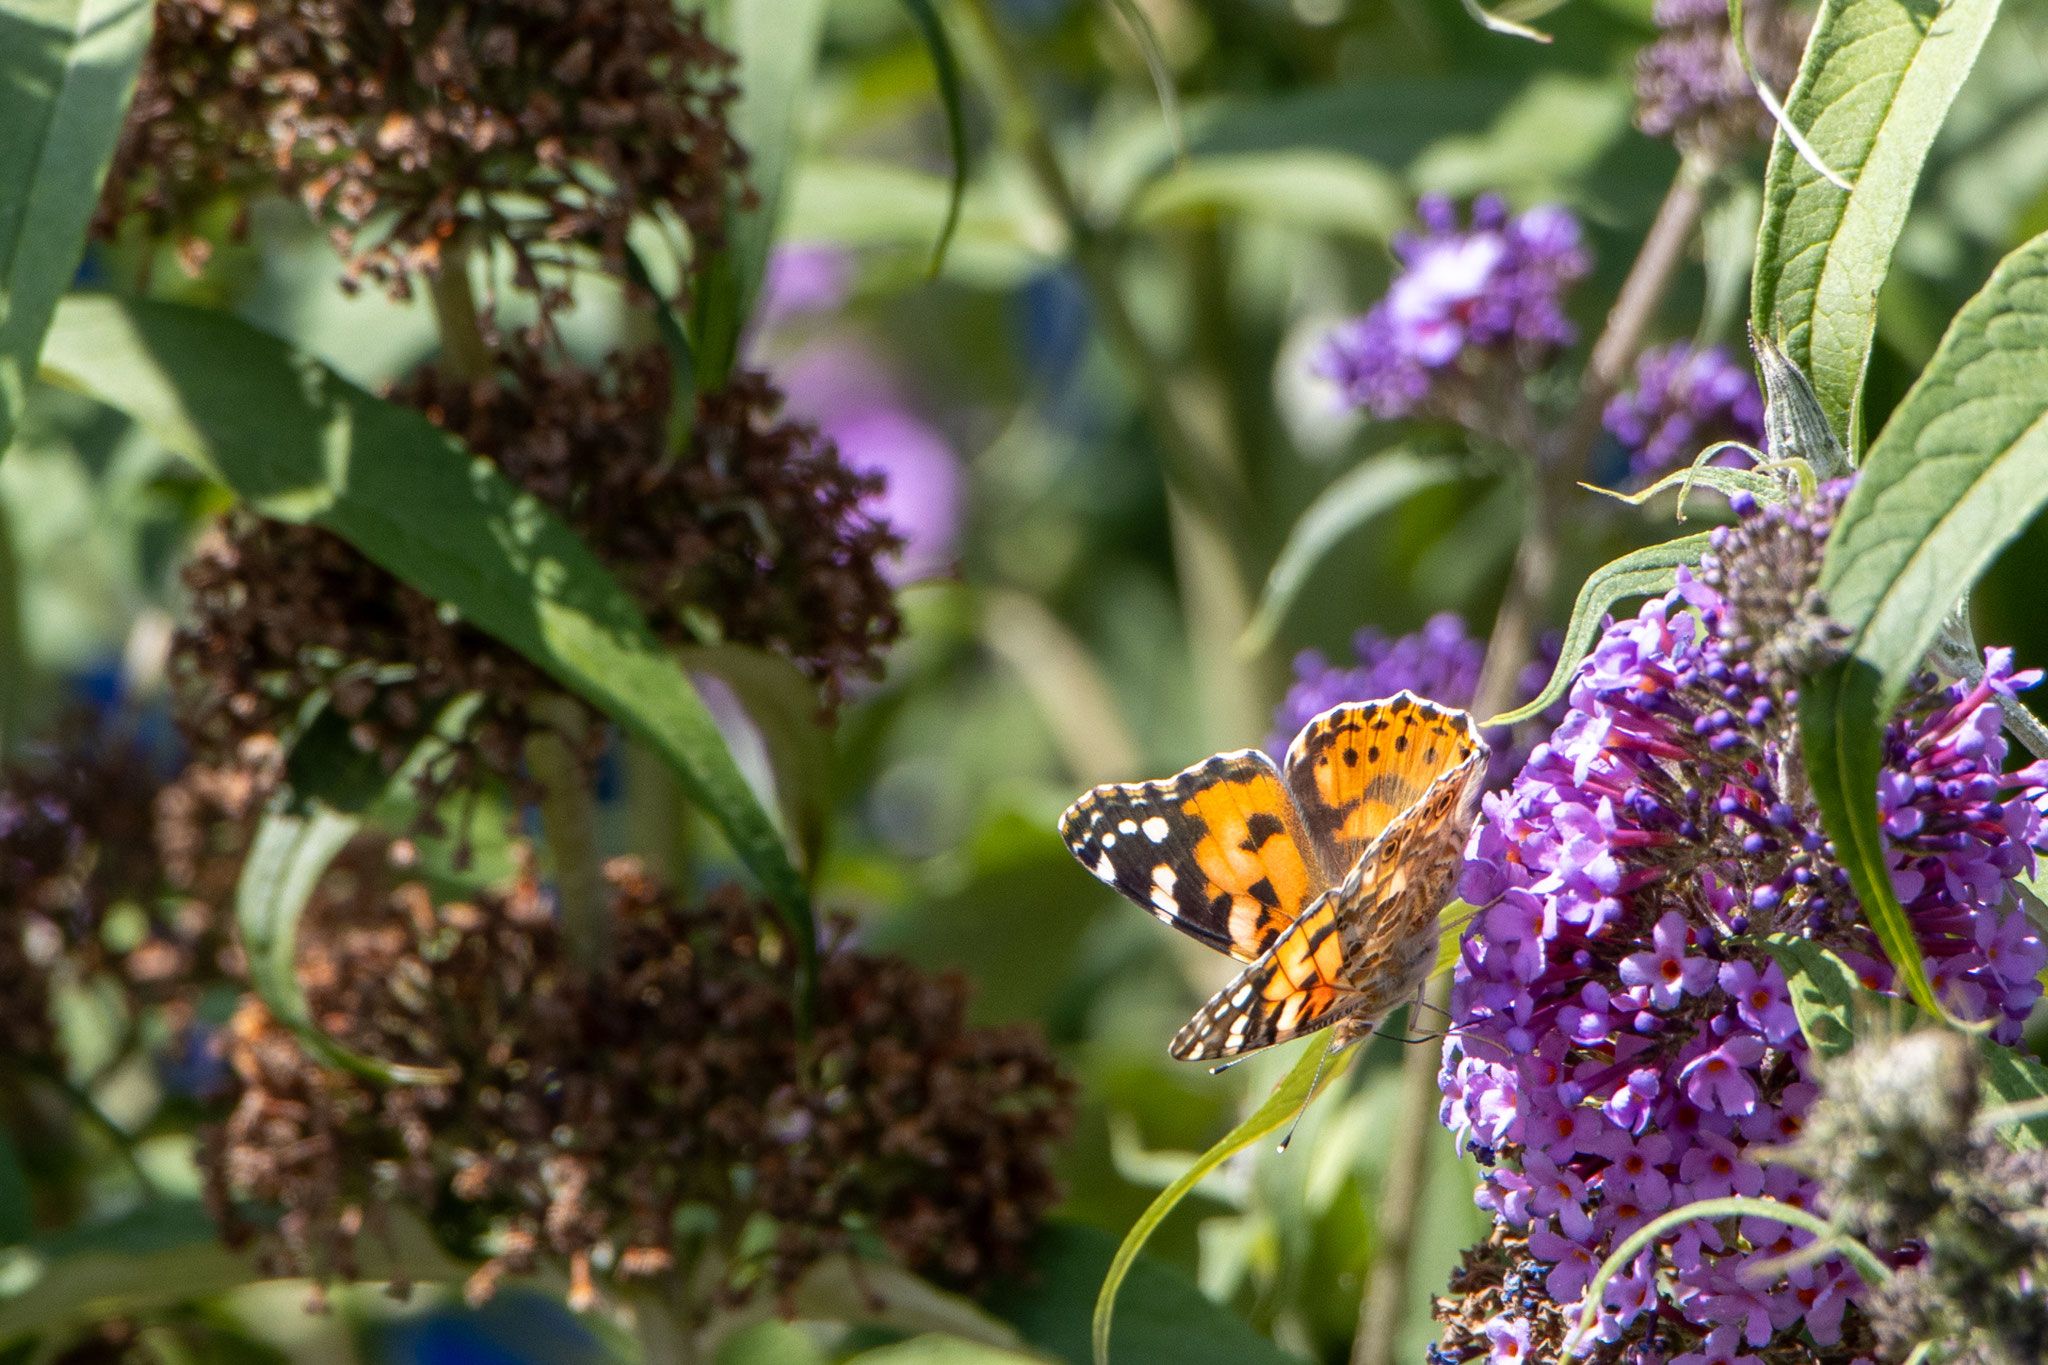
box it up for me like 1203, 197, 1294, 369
203, 858, 1073, 1307
174, 350, 900, 811
97, 0, 745, 298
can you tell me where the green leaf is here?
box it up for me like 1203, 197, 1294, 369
844, 1337, 1042, 1365
1757, 933, 2048, 1149
0, 0, 151, 458
677, 644, 832, 875
624, 244, 695, 456
1799, 655, 1955, 1024
1564, 1196, 1892, 1357
1798, 233, 2048, 1021
1822, 230, 2048, 703
1579, 453, 1779, 519
1130, 150, 1406, 241
1238, 451, 1464, 655
1749, 0, 2001, 450
985, 1223, 1299, 1365
694, 0, 830, 387
237, 803, 460, 1086
1485, 534, 1712, 728
37, 295, 818, 993
1756, 934, 1874, 1060
1091, 1038, 1349, 1365
1101, 0, 1187, 162
895, 0, 971, 273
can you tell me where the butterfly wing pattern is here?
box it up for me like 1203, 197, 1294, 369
1058, 750, 1318, 963
1060, 693, 1488, 1063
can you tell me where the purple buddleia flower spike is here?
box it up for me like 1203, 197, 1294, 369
1433, 481, 2048, 1361
1317, 196, 1590, 433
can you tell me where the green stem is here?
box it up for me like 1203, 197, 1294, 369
425, 232, 495, 383
15, 1060, 160, 1200
526, 696, 609, 978
1551, 153, 1716, 477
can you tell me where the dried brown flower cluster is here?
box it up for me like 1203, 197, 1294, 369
173, 351, 901, 810
174, 510, 559, 820
203, 857, 1072, 1307
391, 353, 903, 695
97, 0, 745, 298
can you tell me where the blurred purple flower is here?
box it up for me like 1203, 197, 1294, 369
762, 250, 967, 587
1440, 483, 2048, 1355
1603, 342, 1765, 482
1318, 195, 1589, 422
1266, 611, 1563, 787
827, 408, 965, 585
756, 242, 855, 328
1636, 0, 1806, 160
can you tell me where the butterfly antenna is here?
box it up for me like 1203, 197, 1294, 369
1276, 1045, 1333, 1154
1208, 1056, 1253, 1076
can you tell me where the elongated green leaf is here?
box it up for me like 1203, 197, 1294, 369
1092, 1037, 1349, 1365
1238, 451, 1464, 655
1757, 934, 1867, 1060
1101, 0, 1187, 161
678, 644, 832, 875
1486, 534, 1711, 728
38, 295, 817, 987
1757, 933, 2048, 1149
0, 0, 150, 458
1823, 230, 2048, 702
1750, 0, 2000, 449
847, 1337, 1042, 1365
694, 0, 830, 386
0, 1128, 28, 1246
1131, 150, 1406, 241
1579, 456, 1778, 518
624, 244, 695, 455
1565, 1197, 1892, 1357
1800, 655, 1955, 1023
896, 0, 971, 272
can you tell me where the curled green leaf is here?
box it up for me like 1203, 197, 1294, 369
1238, 450, 1465, 657
1485, 534, 1712, 728
896, 0, 972, 272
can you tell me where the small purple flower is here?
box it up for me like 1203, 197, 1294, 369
1671, 1324, 1764, 1365
1678, 1033, 1765, 1116
1717, 959, 1798, 1045
1602, 342, 1765, 482
824, 408, 965, 585
1318, 194, 1589, 422
1483, 1314, 1533, 1364
757, 243, 855, 328
1619, 911, 1716, 1008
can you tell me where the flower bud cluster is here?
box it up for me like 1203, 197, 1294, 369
1635, 0, 1809, 163
1602, 343, 1766, 484
1786, 1031, 2048, 1365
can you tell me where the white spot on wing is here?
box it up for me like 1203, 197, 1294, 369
1142, 816, 1171, 842
1118, 819, 1139, 835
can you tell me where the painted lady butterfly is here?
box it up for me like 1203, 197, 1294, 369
1059, 693, 1488, 1062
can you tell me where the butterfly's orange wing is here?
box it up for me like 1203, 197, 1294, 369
1172, 697, 1488, 1062
1283, 691, 1481, 879
1060, 750, 1325, 963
